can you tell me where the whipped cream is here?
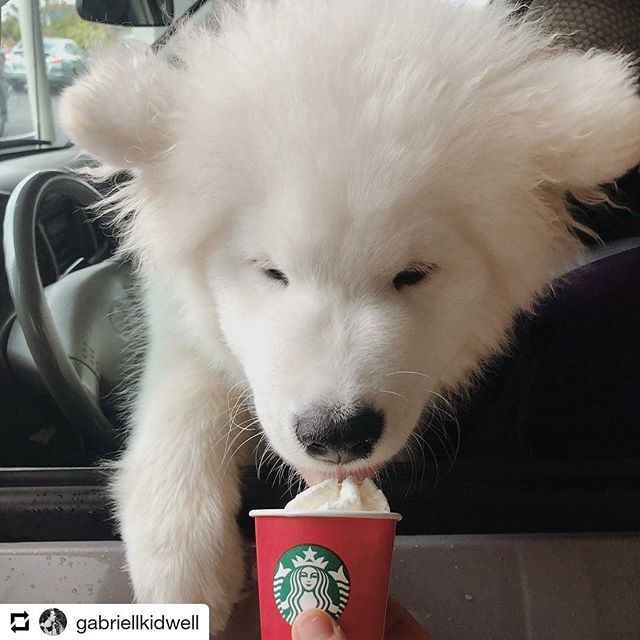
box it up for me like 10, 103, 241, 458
285, 477, 390, 512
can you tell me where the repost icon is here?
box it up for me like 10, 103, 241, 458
10, 611, 29, 633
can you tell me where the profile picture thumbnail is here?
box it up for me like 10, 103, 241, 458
39, 608, 67, 636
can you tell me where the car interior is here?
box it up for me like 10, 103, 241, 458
1, 1, 639, 639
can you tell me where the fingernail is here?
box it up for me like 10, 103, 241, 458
294, 610, 336, 639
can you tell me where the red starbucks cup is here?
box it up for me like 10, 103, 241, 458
249, 509, 401, 640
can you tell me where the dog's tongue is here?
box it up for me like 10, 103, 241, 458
301, 467, 375, 487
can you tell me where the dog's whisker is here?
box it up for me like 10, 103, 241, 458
219, 415, 261, 470
221, 431, 263, 478
222, 420, 256, 463
425, 438, 440, 485
426, 424, 454, 469
225, 384, 252, 424
223, 380, 251, 419
410, 431, 428, 488
410, 435, 424, 493
383, 372, 461, 471
286, 465, 302, 500
422, 409, 453, 450
228, 388, 253, 431
264, 461, 278, 485
421, 410, 456, 470
404, 438, 418, 498
452, 412, 461, 465
375, 460, 392, 495
276, 461, 289, 490
425, 400, 461, 472
426, 398, 457, 425
387, 370, 436, 381
213, 413, 259, 453
261, 449, 280, 484
223, 390, 244, 458
378, 389, 410, 403
252, 432, 266, 454
228, 417, 261, 446
426, 414, 459, 482
415, 417, 441, 485
223, 414, 259, 437
268, 457, 287, 488
231, 413, 261, 431
255, 436, 272, 480
388, 370, 455, 406
215, 383, 255, 451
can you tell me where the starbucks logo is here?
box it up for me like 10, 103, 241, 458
273, 544, 350, 624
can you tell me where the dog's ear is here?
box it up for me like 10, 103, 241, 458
532, 51, 640, 191
60, 41, 175, 170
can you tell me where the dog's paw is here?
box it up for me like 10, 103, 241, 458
124, 515, 245, 634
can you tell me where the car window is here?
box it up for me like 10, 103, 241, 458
43, 40, 57, 55
0, 0, 196, 150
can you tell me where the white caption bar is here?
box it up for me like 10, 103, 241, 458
1, 604, 209, 638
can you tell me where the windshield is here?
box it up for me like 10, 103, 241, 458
0, 0, 197, 150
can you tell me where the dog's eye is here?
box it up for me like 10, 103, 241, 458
263, 267, 289, 286
393, 264, 436, 291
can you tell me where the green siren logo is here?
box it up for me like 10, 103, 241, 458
273, 544, 350, 624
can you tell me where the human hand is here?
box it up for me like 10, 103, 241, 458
291, 598, 432, 639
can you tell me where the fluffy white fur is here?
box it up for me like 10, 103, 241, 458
60, 0, 640, 632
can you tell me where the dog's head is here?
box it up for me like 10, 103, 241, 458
61, 0, 640, 482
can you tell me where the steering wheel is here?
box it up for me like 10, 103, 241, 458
3, 170, 131, 453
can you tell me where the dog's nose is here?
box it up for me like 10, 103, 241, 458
295, 405, 384, 464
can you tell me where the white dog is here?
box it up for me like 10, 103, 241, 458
60, 0, 640, 632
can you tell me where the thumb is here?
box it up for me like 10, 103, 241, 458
292, 609, 347, 640
384, 598, 433, 640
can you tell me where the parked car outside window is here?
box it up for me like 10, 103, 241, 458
0, 0, 165, 146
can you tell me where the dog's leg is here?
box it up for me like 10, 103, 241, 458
112, 346, 246, 633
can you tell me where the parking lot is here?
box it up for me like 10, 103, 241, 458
2, 85, 64, 140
